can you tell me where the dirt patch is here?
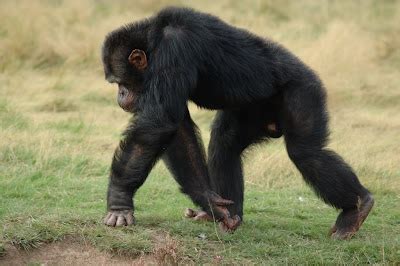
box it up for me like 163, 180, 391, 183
0, 240, 158, 266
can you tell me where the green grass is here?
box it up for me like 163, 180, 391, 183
1, 0, 400, 264
1, 144, 399, 263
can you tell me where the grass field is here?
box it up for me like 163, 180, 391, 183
1, 0, 400, 264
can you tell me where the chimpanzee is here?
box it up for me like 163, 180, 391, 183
101, 7, 374, 239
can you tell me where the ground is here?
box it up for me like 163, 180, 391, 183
1, 0, 400, 264
1, 239, 158, 265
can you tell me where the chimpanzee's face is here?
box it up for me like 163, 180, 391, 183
102, 41, 148, 113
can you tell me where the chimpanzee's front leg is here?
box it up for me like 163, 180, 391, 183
104, 101, 184, 226
104, 128, 164, 226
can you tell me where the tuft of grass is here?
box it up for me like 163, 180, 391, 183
81, 92, 115, 106
38, 99, 78, 112
0, 100, 29, 129
49, 79, 72, 92
0, 245, 5, 257
45, 118, 87, 134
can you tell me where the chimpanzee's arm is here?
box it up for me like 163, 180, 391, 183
107, 85, 191, 216
106, 107, 178, 212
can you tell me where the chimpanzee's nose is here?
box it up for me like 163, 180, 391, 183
118, 84, 128, 97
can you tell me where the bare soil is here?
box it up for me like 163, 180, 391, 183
0, 241, 158, 266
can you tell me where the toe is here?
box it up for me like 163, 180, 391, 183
331, 230, 355, 240
193, 211, 212, 221
105, 214, 117, 226
219, 215, 241, 233
116, 215, 126, 226
231, 215, 241, 228
185, 208, 196, 218
219, 221, 230, 233
328, 224, 337, 236
103, 212, 112, 224
126, 213, 135, 225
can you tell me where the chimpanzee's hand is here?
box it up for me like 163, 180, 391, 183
104, 210, 135, 227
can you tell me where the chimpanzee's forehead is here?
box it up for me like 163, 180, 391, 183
103, 61, 124, 84
102, 42, 127, 84
105, 72, 121, 84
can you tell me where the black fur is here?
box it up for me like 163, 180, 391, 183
102, 7, 370, 222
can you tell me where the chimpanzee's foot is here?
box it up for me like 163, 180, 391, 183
219, 215, 242, 232
184, 192, 242, 232
185, 208, 242, 232
185, 208, 213, 221
329, 194, 374, 240
104, 210, 135, 227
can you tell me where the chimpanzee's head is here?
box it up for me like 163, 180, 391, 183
101, 21, 150, 112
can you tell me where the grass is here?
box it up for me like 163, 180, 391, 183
1, 0, 400, 264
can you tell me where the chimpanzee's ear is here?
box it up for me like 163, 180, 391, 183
128, 49, 147, 71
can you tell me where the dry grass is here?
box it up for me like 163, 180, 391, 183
1, 0, 400, 264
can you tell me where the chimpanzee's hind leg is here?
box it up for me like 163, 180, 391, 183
206, 108, 270, 224
282, 85, 374, 240
163, 109, 241, 231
